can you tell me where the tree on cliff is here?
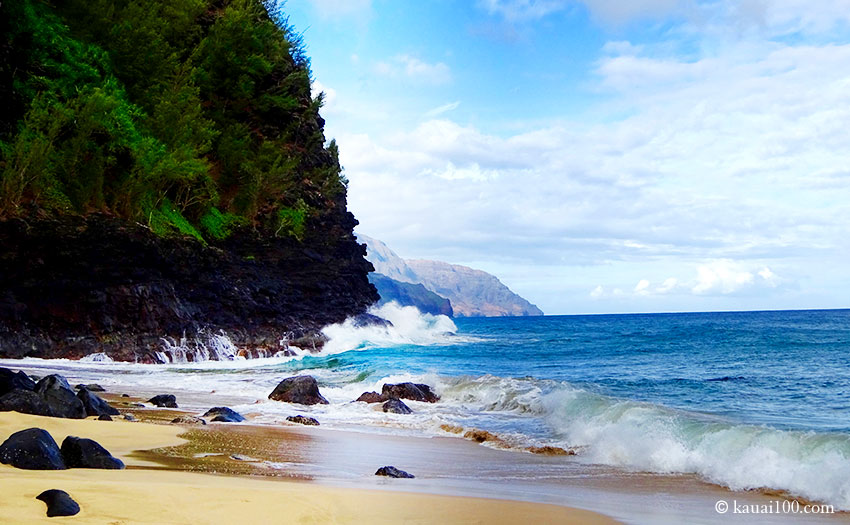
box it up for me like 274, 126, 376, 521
0, 0, 345, 243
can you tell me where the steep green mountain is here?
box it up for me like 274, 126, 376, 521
0, 0, 377, 361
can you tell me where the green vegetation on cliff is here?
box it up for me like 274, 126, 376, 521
0, 0, 345, 241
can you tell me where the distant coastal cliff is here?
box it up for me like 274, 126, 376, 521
0, 0, 378, 361
359, 235, 543, 318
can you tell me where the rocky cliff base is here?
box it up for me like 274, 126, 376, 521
0, 214, 377, 362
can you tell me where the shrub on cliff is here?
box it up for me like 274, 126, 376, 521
0, 0, 345, 243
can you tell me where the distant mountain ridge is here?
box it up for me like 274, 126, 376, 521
358, 235, 543, 318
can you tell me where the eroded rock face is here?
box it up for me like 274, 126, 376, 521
375, 466, 415, 478
381, 383, 439, 403
0, 214, 378, 362
0, 428, 66, 470
60, 436, 124, 470
36, 489, 80, 517
35, 375, 86, 419
201, 407, 245, 423
268, 376, 328, 405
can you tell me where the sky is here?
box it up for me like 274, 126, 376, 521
282, 0, 850, 315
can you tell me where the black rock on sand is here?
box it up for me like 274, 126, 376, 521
61, 436, 125, 470
0, 428, 66, 470
147, 394, 178, 408
202, 407, 245, 423
375, 466, 415, 478
36, 489, 80, 517
286, 415, 319, 426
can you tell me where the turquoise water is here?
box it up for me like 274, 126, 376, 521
5, 306, 850, 508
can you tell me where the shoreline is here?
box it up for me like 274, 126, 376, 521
2, 362, 848, 524
0, 412, 616, 524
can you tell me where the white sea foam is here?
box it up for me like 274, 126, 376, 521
320, 302, 461, 355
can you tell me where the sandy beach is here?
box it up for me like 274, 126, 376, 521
0, 411, 616, 524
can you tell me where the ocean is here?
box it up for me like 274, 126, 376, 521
5, 305, 850, 511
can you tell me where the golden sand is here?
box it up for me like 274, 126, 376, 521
0, 412, 618, 524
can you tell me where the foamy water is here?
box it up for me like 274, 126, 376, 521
3, 306, 850, 510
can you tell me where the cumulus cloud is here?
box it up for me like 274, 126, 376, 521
692, 260, 780, 295
374, 55, 452, 85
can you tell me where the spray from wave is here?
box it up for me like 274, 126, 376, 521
319, 302, 460, 355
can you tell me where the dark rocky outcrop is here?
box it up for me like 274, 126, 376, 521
76, 383, 105, 392
268, 376, 328, 405
375, 466, 414, 478
77, 387, 120, 417
381, 383, 439, 403
60, 436, 124, 469
355, 391, 383, 403
0, 214, 378, 362
202, 407, 245, 423
35, 375, 86, 419
0, 428, 66, 470
36, 489, 80, 517
0, 367, 36, 395
382, 399, 412, 414
286, 415, 319, 426
0, 388, 56, 417
171, 415, 206, 425
147, 394, 178, 408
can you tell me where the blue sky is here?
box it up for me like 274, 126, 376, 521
283, 0, 850, 315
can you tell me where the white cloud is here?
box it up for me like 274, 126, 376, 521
634, 279, 651, 295
692, 260, 779, 295
310, 80, 338, 113
374, 55, 452, 85
424, 101, 461, 118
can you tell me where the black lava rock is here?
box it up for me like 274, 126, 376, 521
381, 383, 439, 403
0, 388, 56, 417
355, 391, 383, 403
60, 436, 124, 469
77, 387, 120, 417
375, 466, 415, 478
35, 375, 86, 419
286, 415, 320, 426
75, 383, 105, 392
147, 394, 178, 408
0, 428, 66, 470
202, 407, 245, 423
268, 376, 328, 405
36, 489, 80, 517
0, 367, 36, 396
97, 414, 113, 421
382, 399, 412, 414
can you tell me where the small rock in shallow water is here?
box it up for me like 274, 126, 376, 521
61, 436, 124, 469
286, 415, 319, 426
202, 407, 245, 423
0, 428, 66, 470
36, 489, 80, 517
121, 394, 130, 398
97, 414, 113, 421
75, 383, 105, 392
171, 415, 206, 425
355, 391, 383, 403
526, 445, 576, 456
382, 399, 412, 414
381, 382, 439, 403
147, 394, 177, 408
268, 376, 328, 405
123, 414, 137, 421
375, 466, 415, 478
